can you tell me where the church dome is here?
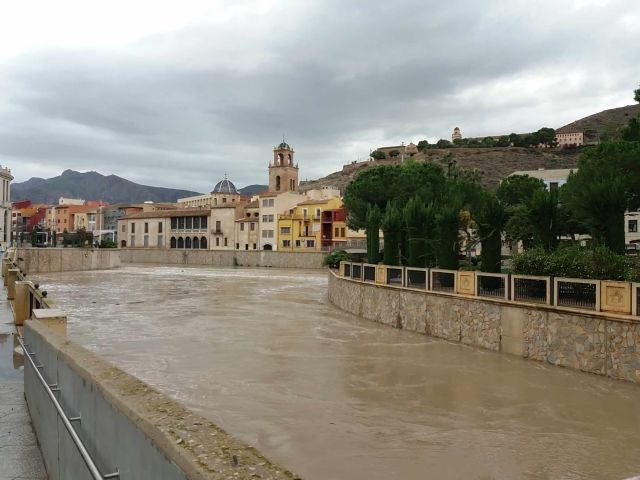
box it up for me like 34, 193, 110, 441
212, 178, 238, 194
278, 141, 291, 149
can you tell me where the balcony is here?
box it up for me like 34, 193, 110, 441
170, 228, 208, 234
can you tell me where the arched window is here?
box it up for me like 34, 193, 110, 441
170, 237, 177, 249
200, 237, 207, 249
277, 153, 283, 165
120, 240, 127, 248
276, 175, 281, 191
263, 243, 273, 251
287, 154, 292, 165
185, 237, 192, 249
177, 237, 184, 249
193, 237, 199, 249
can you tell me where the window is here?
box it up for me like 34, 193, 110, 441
245, 244, 249, 250
186, 217, 193, 230
159, 222, 163, 233
295, 239, 301, 248
261, 198, 274, 207
236, 243, 239, 249
144, 222, 149, 234
158, 236, 164, 247
250, 222, 256, 231
303, 209, 308, 219
122, 224, 126, 233
131, 223, 135, 233
276, 175, 281, 191
222, 198, 227, 204
215, 220, 221, 232
193, 217, 200, 230
130, 236, 135, 247
143, 235, 149, 247
224, 238, 228, 247
253, 243, 257, 250
549, 182, 559, 191
240, 223, 245, 231
178, 217, 185, 230
281, 227, 291, 235
315, 208, 321, 219
629, 220, 638, 233
262, 230, 274, 238
170, 237, 177, 248
171, 217, 177, 230
334, 227, 339, 237
216, 237, 220, 247
341, 227, 346, 237
201, 216, 207, 229
262, 214, 274, 223
306, 240, 315, 248
283, 240, 291, 247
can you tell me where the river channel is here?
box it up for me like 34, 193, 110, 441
35, 265, 640, 480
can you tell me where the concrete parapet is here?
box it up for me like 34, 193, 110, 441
14, 281, 32, 326
2, 258, 10, 282
24, 320, 298, 480
15, 248, 120, 274
7, 268, 19, 300
32, 309, 67, 336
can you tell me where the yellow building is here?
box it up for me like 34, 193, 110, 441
277, 197, 342, 251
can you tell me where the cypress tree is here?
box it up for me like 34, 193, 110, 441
365, 204, 382, 264
381, 202, 402, 265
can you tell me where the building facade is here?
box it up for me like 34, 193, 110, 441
555, 131, 584, 148
276, 197, 343, 251
0, 166, 12, 245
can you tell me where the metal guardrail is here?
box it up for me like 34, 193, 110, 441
338, 262, 640, 317
17, 335, 120, 480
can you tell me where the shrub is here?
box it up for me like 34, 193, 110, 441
100, 239, 117, 249
512, 246, 627, 280
323, 250, 350, 269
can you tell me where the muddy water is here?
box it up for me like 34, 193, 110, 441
36, 266, 640, 480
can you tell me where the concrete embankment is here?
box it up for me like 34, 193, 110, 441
15, 248, 120, 274
16, 248, 325, 273
328, 270, 640, 383
118, 249, 326, 269
24, 319, 298, 480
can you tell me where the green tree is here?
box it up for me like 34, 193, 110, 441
475, 194, 506, 272
436, 139, 453, 148
435, 203, 461, 269
634, 82, 640, 103
381, 202, 402, 265
621, 116, 640, 141
497, 175, 545, 207
417, 140, 430, 152
536, 127, 557, 147
366, 204, 382, 264
370, 149, 386, 160
389, 149, 401, 158
528, 188, 562, 251
404, 197, 428, 267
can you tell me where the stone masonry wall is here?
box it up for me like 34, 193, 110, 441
329, 271, 640, 384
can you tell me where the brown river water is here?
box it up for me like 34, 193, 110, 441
35, 265, 640, 480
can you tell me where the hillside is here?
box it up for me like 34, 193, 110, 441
238, 184, 268, 196
556, 104, 640, 140
300, 147, 581, 193
12, 170, 202, 204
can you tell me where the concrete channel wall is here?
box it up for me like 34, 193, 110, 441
328, 271, 640, 384
15, 248, 120, 274
24, 320, 298, 480
118, 248, 326, 269
16, 248, 326, 272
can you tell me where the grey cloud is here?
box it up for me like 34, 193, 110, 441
1, 0, 638, 192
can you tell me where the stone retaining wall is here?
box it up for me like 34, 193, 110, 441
328, 271, 640, 383
16, 248, 120, 274
24, 320, 298, 480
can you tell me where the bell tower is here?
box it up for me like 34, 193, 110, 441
269, 139, 299, 193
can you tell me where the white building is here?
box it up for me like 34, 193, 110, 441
0, 165, 12, 245
58, 197, 85, 206
510, 168, 576, 190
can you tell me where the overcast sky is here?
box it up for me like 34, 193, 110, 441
0, 0, 638, 192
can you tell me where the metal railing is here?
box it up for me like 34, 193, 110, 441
555, 277, 599, 310
430, 269, 456, 293
511, 275, 550, 305
405, 268, 428, 290
17, 335, 119, 479
476, 272, 508, 300
337, 262, 640, 317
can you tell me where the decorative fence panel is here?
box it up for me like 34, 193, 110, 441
351, 263, 363, 281
431, 269, 456, 293
363, 264, 377, 282
554, 277, 599, 311
476, 273, 508, 300
511, 275, 550, 305
386, 267, 404, 286
405, 268, 428, 290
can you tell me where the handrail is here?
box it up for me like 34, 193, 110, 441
17, 335, 119, 479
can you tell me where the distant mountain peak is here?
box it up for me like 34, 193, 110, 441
12, 169, 202, 205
